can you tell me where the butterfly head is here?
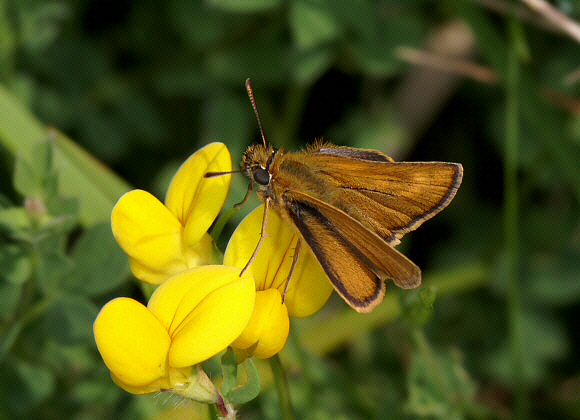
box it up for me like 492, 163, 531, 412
241, 144, 278, 187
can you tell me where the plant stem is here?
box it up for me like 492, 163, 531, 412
0, 295, 55, 361
208, 404, 219, 420
298, 263, 488, 356
505, 17, 528, 420
0, 0, 16, 82
269, 354, 296, 420
209, 206, 239, 245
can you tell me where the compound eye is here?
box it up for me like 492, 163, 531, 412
253, 167, 270, 185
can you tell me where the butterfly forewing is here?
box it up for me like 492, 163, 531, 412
302, 151, 462, 244
309, 144, 394, 162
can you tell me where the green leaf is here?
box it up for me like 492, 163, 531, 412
227, 358, 260, 404
13, 139, 56, 200
0, 85, 131, 226
115, 91, 167, 144
290, 1, 342, 50
206, 33, 292, 84
35, 138, 54, 186
19, 2, 71, 53
208, 0, 281, 13
68, 380, 122, 406
293, 47, 334, 84
44, 196, 79, 233
203, 92, 252, 161
453, 0, 508, 73
220, 347, 238, 397
519, 74, 580, 202
485, 311, 569, 387
0, 1, 17, 60
0, 208, 31, 232
0, 281, 22, 317
168, 0, 247, 50
0, 321, 23, 362
41, 295, 98, 345
13, 154, 42, 199
328, 107, 410, 156
0, 358, 56, 414
0, 192, 13, 209
66, 222, 128, 296
78, 111, 130, 162
528, 251, 580, 306
36, 249, 74, 294
405, 343, 477, 419
403, 286, 437, 328
0, 244, 32, 284
349, 15, 422, 77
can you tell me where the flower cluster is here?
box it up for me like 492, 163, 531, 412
94, 266, 254, 395
93, 143, 332, 403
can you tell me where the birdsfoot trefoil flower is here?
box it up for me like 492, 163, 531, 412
93, 265, 255, 398
111, 142, 231, 284
224, 205, 333, 359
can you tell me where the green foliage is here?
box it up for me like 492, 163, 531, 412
221, 347, 261, 405
0, 0, 579, 419
13, 139, 57, 200
405, 339, 478, 419
0, 139, 129, 417
0, 358, 56, 413
403, 286, 437, 328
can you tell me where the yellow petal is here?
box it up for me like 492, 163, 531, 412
147, 266, 255, 367
232, 289, 289, 359
111, 190, 186, 284
110, 366, 191, 395
224, 205, 332, 317
183, 232, 214, 267
93, 298, 171, 388
164, 143, 231, 247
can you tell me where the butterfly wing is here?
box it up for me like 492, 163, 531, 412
309, 143, 394, 162
303, 149, 463, 244
281, 189, 421, 312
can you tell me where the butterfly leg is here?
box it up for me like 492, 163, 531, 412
239, 198, 269, 277
233, 181, 253, 208
282, 238, 301, 303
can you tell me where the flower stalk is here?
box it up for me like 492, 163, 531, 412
269, 354, 296, 420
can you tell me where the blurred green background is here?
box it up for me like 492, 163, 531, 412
1, 1, 580, 419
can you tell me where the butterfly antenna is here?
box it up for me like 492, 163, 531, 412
204, 169, 242, 178
245, 78, 267, 147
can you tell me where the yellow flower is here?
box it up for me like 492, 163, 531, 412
224, 205, 332, 359
231, 288, 289, 359
93, 265, 255, 395
111, 143, 231, 284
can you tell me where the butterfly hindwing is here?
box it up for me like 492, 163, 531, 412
282, 189, 421, 311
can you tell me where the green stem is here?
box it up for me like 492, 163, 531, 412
208, 404, 219, 420
269, 354, 296, 420
505, 18, 528, 420
209, 206, 239, 244
0, 0, 16, 82
0, 295, 55, 361
298, 263, 488, 356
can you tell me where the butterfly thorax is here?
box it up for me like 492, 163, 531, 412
240, 143, 336, 210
